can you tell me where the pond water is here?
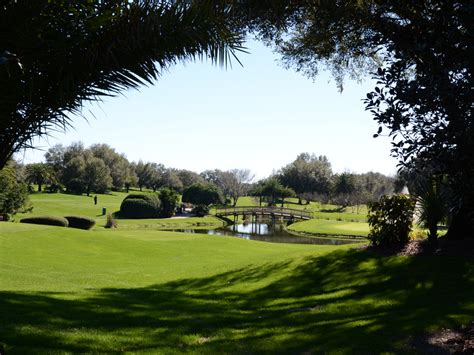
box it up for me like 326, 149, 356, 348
171, 222, 365, 246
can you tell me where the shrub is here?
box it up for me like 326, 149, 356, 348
64, 216, 96, 230
20, 216, 68, 227
119, 194, 161, 219
192, 204, 209, 217
367, 194, 415, 247
105, 214, 118, 228
158, 187, 179, 218
182, 183, 222, 205
0, 166, 31, 220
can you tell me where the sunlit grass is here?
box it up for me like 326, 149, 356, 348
0, 223, 472, 353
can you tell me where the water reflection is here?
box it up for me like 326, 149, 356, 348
171, 221, 365, 246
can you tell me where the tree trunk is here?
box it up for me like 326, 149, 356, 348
38, 182, 42, 192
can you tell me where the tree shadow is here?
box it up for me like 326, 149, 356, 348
1, 251, 473, 353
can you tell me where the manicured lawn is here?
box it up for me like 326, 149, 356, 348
1, 222, 473, 353
14, 191, 130, 222
289, 218, 370, 237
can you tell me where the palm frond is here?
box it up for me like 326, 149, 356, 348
0, 0, 246, 168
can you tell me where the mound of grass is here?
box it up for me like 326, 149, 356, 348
64, 216, 96, 230
19, 215, 68, 227
15, 192, 129, 221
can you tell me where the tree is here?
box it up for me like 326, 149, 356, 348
0, 164, 31, 220
63, 156, 87, 194
89, 144, 133, 191
200, 169, 234, 204
414, 177, 448, 243
238, 1, 472, 238
332, 172, 357, 208
279, 153, 333, 203
134, 161, 155, 192
260, 177, 291, 206
0, 0, 244, 168
229, 169, 254, 206
362, 2, 472, 239
25, 163, 53, 192
158, 187, 180, 218
182, 183, 223, 206
177, 169, 205, 190
83, 157, 112, 196
160, 169, 183, 192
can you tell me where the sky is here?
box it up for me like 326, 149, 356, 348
19, 40, 398, 180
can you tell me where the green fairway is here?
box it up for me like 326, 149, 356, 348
15, 191, 129, 222
289, 218, 370, 237
1, 222, 473, 353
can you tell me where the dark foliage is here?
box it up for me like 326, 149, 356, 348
158, 187, 179, 218
64, 216, 96, 230
0, 0, 244, 168
191, 204, 210, 217
66, 178, 85, 195
0, 165, 31, 220
182, 183, 222, 206
20, 216, 69, 227
367, 195, 415, 247
119, 194, 161, 219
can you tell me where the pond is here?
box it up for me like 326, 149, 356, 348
171, 221, 365, 246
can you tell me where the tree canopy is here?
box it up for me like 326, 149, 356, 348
0, 0, 244, 168
236, 0, 472, 238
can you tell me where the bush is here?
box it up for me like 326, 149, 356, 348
105, 214, 118, 228
0, 166, 31, 220
64, 216, 96, 230
158, 187, 179, 218
119, 194, 161, 219
182, 183, 222, 205
20, 216, 68, 227
367, 194, 415, 247
192, 204, 209, 217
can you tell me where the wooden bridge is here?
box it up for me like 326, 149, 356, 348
215, 206, 312, 221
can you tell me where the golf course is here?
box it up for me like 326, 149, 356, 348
1, 192, 473, 353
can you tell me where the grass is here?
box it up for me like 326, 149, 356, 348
15, 191, 129, 222
2, 192, 472, 352
289, 219, 370, 237
1, 222, 473, 353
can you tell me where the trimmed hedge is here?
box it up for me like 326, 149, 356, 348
20, 216, 68, 227
64, 216, 96, 230
120, 194, 161, 219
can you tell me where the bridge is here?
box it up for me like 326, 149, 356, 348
215, 206, 313, 221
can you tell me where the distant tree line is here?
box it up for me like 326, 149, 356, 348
4, 144, 396, 214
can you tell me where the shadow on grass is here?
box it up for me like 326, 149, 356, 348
1, 251, 473, 353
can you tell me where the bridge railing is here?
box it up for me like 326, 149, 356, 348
215, 206, 313, 219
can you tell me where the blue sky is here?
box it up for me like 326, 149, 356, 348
20, 40, 398, 179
